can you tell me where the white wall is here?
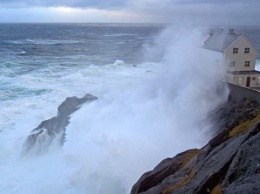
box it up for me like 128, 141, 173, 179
224, 35, 257, 72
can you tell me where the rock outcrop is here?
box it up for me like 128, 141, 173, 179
131, 98, 260, 194
24, 94, 97, 153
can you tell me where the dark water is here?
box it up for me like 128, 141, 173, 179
0, 24, 259, 71
0, 24, 259, 102
0, 23, 165, 103
0, 23, 163, 66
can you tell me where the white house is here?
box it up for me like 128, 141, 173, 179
203, 28, 260, 89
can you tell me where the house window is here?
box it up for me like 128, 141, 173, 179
233, 48, 238, 54
245, 61, 250, 67
229, 61, 235, 67
238, 78, 243, 85
244, 48, 250, 54
252, 77, 256, 80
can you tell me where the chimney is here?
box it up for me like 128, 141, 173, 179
229, 28, 235, 34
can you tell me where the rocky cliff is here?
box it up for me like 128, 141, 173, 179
131, 98, 260, 194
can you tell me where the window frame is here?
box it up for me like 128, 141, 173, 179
229, 61, 235, 67
244, 47, 250, 54
244, 61, 250, 67
233, 48, 238, 54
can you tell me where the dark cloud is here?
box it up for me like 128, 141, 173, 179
0, 0, 127, 9
0, 0, 259, 25
47, 0, 127, 9
0, 0, 259, 11
126, 0, 260, 25
176, 0, 259, 5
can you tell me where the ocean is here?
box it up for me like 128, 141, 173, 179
0, 24, 259, 194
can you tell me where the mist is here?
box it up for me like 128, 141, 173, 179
64, 26, 228, 193
0, 25, 228, 194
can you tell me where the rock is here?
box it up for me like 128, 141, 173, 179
131, 149, 200, 194
222, 123, 260, 194
131, 98, 260, 194
24, 94, 97, 154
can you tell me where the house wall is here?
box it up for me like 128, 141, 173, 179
227, 82, 260, 104
226, 73, 260, 88
223, 35, 257, 72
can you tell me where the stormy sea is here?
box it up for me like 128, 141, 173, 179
0, 24, 259, 194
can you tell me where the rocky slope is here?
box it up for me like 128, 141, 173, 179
131, 98, 260, 194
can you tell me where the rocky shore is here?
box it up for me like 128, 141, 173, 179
131, 98, 260, 194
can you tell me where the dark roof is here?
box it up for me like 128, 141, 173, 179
203, 32, 242, 52
227, 70, 260, 75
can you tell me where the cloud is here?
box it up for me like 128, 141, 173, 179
1, 0, 259, 10
0, 0, 127, 9
0, 7, 144, 23
126, 0, 260, 25
0, 0, 259, 25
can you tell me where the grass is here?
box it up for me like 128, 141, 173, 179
163, 167, 196, 194
210, 184, 222, 194
162, 149, 200, 194
228, 114, 260, 137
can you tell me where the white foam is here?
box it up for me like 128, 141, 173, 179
8, 39, 84, 45
103, 33, 136, 37
0, 60, 160, 194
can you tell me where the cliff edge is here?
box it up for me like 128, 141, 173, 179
131, 98, 260, 194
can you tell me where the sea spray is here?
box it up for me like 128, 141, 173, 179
0, 26, 228, 194
61, 26, 228, 193
0, 61, 161, 194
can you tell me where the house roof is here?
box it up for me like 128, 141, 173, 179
203, 32, 242, 52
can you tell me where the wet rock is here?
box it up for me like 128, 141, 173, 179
222, 123, 260, 194
131, 98, 260, 194
131, 149, 200, 194
24, 94, 97, 153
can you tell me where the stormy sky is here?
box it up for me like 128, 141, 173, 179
0, 0, 259, 25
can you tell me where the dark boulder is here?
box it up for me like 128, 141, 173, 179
24, 94, 97, 154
